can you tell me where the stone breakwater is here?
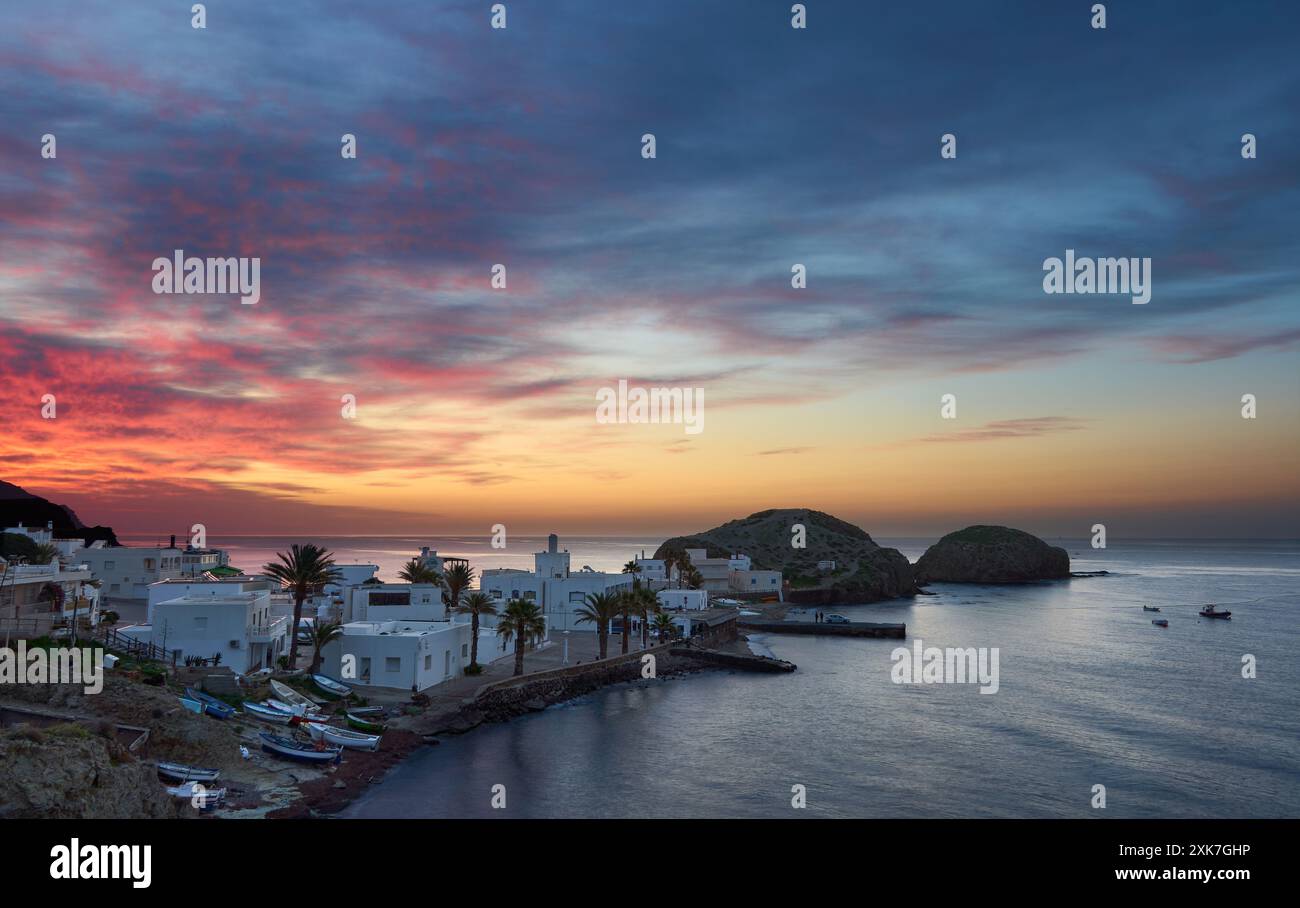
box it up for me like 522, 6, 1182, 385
431, 643, 796, 735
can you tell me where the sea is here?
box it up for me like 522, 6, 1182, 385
123, 534, 1300, 818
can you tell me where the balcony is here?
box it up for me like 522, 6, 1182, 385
248, 615, 289, 642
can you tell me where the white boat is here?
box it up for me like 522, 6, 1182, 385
305, 721, 380, 752
265, 698, 309, 716
311, 673, 352, 698
270, 679, 322, 714
243, 701, 295, 725
165, 781, 226, 808
157, 762, 220, 783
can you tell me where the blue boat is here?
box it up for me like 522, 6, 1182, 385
258, 731, 342, 764
178, 696, 203, 715
185, 687, 236, 720
310, 673, 352, 698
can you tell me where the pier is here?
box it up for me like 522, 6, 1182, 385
737, 618, 906, 638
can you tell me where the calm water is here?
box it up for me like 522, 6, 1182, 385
326, 538, 1300, 818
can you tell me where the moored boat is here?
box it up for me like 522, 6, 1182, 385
270, 679, 322, 713
185, 687, 236, 719
165, 781, 226, 808
258, 731, 342, 764
346, 712, 386, 734
157, 762, 220, 784
1142, 606, 1160, 612
1152, 619, 1168, 627
305, 721, 380, 751
243, 701, 296, 725
311, 673, 352, 698
1199, 605, 1232, 620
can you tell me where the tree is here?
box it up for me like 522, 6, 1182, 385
574, 591, 621, 660
621, 560, 642, 587
32, 543, 59, 565
662, 552, 679, 589
495, 598, 546, 676
398, 559, 441, 585
683, 566, 704, 590
453, 592, 498, 670
441, 562, 474, 620
263, 544, 343, 668
653, 612, 676, 641
307, 620, 344, 674
630, 585, 660, 649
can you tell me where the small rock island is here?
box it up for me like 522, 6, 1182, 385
915, 525, 1070, 584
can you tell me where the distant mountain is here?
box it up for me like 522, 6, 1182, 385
0, 481, 118, 546
915, 525, 1069, 583
654, 508, 918, 604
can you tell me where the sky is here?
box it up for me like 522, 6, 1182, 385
1, 0, 1297, 539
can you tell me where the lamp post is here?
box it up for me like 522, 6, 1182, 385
562, 630, 569, 665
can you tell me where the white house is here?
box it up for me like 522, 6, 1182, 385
480, 534, 631, 634
320, 618, 496, 692
657, 588, 709, 611
146, 576, 278, 624
632, 556, 668, 583
0, 558, 100, 632
680, 548, 782, 600
341, 582, 443, 623
146, 590, 290, 672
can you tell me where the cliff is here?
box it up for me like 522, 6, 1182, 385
0, 480, 118, 546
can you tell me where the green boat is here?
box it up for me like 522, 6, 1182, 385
346, 712, 386, 734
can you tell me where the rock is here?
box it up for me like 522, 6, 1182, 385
522, 698, 547, 712
915, 526, 1070, 583
654, 508, 918, 604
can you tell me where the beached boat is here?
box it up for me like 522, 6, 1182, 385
243, 701, 296, 725
345, 706, 384, 716
1142, 606, 1161, 612
179, 696, 204, 715
346, 712, 386, 734
305, 721, 380, 751
270, 679, 322, 713
1152, 619, 1169, 627
1200, 605, 1232, 620
165, 781, 226, 808
157, 762, 220, 784
258, 731, 342, 764
184, 687, 236, 719
311, 673, 352, 698
265, 697, 308, 716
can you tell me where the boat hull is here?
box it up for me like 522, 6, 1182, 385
258, 732, 342, 764
346, 713, 386, 734
306, 721, 380, 751
311, 673, 352, 698
157, 762, 220, 783
243, 702, 295, 725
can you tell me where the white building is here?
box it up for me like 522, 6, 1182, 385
320, 618, 496, 692
146, 576, 278, 624
632, 556, 668, 583
0, 558, 100, 631
342, 582, 443, 623
657, 588, 709, 611
142, 589, 289, 672
76, 541, 185, 601
729, 568, 783, 597
480, 534, 631, 634
680, 548, 783, 600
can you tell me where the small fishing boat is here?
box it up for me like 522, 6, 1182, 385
270, 679, 322, 713
179, 696, 204, 715
157, 762, 220, 784
346, 712, 386, 734
1199, 605, 1232, 620
265, 698, 306, 716
258, 731, 342, 764
311, 673, 352, 698
165, 781, 226, 808
243, 701, 296, 725
1142, 606, 1161, 612
305, 721, 380, 751
1152, 619, 1168, 628
184, 688, 236, 720
346, 706, 384, 717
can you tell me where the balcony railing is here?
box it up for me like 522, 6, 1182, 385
248, 615, 289, 642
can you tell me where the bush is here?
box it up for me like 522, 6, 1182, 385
463, 663, 484, 676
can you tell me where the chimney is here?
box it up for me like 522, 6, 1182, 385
548, 533, 558, 554
170, 534, 176, 549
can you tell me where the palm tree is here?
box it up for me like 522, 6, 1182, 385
307, 620, 344, 674
683, 566, 704, 590
263, 544, 343, 667
662, 552, 679, 589
32, 543, 59, 565
631, 585, 660, 649
653, 612, 676, 641
573, 590, 621, 660
495, 598, 546, 676
441, 562, 474, 620
398, 559, 442, 585
621, 560, 642, 587
453, 592, 498, 670
615, 590, 635, 654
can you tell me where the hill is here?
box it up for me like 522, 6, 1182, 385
914, 525, 1069, 583
654, 508, 918, 604
0, 480, 118, 546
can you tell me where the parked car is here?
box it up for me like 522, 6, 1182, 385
824, 614, 851, 625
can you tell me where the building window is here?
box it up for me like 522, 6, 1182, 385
385, 657, 400, 673
104, 562, 115, 571
489, 589, 502, 599
194, 617, 208, 629
461, 644, 468, 658
444, 651, 451, 677
511, 589, 520, 598
524, 591, 536, 600
360, 657, 371, 681
424, 654, 431, 670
